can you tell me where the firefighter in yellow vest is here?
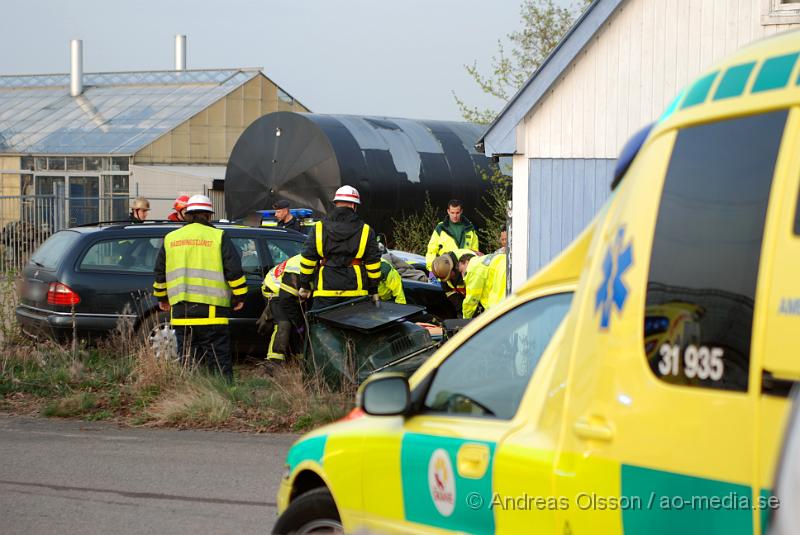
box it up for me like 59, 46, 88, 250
425, 199, 479, 271
457, 252, 508, 319
298, 186, 382, 309
377, 257, 406, 304
261, 254, 304, 365
152, 195, 247, 382
430, 248, 474, 318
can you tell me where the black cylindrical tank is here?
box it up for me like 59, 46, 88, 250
224, 112, 494, 234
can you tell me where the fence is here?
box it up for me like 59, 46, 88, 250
0, 194, 225, 273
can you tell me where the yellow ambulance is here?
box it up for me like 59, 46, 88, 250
273, 30, 800, 534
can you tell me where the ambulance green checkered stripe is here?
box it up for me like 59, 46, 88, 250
287, 435, 327, 473
657, 88, 686, 124
400, 433, 495, 534
753, 52, 799, 93
680, 71, 719, 109
674, 50, 800, 111
713, 62, 756, 101
621, 464, 762, 534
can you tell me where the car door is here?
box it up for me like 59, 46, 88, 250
72, 233, 165, 316
360, 290, 573, 534
555, 110, 788, 534
227, 235, 270, 351
755, 107, 800, 532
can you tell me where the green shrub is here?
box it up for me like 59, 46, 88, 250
390, 193, 441, 254
476, 185, 511, 254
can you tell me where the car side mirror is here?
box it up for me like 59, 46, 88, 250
358, 374, 410, 416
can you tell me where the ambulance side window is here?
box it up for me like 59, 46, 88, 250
423, 292, 572, 420
644, 110, 787, 392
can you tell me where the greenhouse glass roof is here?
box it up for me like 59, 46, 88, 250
0, 69, 261, 155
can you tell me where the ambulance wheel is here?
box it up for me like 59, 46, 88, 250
272, 487, 342, 535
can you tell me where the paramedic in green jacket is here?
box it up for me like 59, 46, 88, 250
425, 199, 479, 272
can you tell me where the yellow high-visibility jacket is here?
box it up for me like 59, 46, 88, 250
153, 221, 248, 326
262, 255, 303, 299
485, 253, 507, 309
377, 258, 406, 304
425, 217, 479, 271
462, 253, 507, 319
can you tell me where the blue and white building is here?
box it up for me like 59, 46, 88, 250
479, 0, 800, 288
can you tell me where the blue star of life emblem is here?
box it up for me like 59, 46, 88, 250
595, 227, 633, 330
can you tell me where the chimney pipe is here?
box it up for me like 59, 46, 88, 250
174, 35, 186, 71
70, 39, 83, 97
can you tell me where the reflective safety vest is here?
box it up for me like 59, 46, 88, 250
377, 258, 406, 304
262, 255, 303, 298
163, 223, 233, 308
463, 253, 507, 319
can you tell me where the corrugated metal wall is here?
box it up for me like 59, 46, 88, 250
527, 158, 613, 276
522, 0, 800, 160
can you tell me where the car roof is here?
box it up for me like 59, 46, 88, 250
57, 222, 303, 237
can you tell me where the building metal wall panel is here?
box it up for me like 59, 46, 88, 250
522, 0, 800, 160
527, 158, 613, 277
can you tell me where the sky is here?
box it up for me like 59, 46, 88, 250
0, 0, 575, 122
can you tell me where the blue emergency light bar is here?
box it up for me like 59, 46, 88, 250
258, 208, 314, 219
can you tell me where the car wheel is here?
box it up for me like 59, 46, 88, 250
272, 488, 342, 535
138, 313, 177, 360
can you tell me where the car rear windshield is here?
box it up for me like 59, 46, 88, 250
29, 231, 81, 270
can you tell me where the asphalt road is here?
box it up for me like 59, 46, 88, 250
0, 416, 297, 535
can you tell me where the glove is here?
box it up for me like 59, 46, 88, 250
298, 288, 311, 301
256, 304, 273, 335
371, 293, 381, 308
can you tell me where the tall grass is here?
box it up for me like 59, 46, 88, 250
0, 278, 353, 431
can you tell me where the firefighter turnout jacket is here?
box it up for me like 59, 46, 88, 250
153, 220, 247, 325
425, 216, 479, 271
462, 253, 507, 319
378, 258, 406, 304
299, 207, 381, 297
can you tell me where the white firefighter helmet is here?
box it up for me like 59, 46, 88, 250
184, 194, 215, 213
332, 185, 361, 205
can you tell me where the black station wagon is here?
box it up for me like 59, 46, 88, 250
16, 221, 448, 356
15, 222, 306, 355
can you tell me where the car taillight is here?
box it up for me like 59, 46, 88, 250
47, 282, 80, 306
